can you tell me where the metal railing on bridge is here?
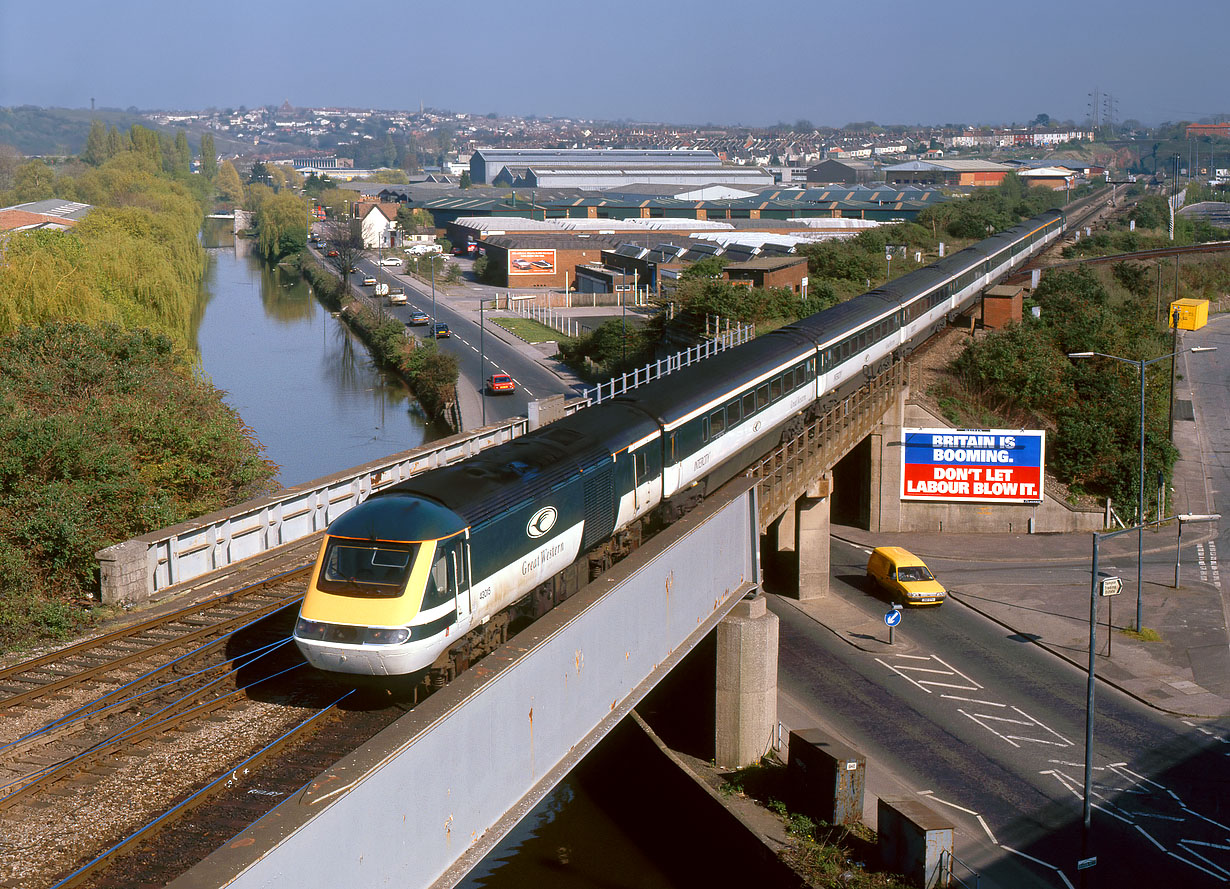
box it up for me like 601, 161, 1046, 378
746, 362, 905, 530
583, 323, 755, 405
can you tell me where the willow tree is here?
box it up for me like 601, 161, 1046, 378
216, 160, 244, 205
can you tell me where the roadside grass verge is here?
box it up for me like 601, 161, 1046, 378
491, 317, 573, 344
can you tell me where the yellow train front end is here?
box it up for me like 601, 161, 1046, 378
293, 494, 469, 676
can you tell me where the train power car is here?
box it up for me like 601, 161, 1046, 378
294, 210, 1065, 678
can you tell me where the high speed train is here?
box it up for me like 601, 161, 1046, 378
294, 209, 1065, 677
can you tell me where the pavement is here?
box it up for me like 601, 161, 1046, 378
787, 337, 1230, 721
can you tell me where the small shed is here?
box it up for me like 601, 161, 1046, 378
983, 284, 1023, 329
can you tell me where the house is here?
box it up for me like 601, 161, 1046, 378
354, 202, 399, 249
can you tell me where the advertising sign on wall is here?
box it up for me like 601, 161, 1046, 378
901, 428, 1045, 504
508, 248, 557, 276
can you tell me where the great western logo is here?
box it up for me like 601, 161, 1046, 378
901, 428, 1045, 504
526, 506, 558, 538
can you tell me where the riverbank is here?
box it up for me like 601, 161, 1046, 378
294, 252, 462, 431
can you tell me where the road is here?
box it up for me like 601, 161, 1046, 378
343, 255, 582, 423
772, 537, 1230, 888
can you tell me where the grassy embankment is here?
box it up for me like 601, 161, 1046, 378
0, 146, 279, 651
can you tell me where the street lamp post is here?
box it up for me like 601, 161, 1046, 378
1068, 345, 1217, 631
480, 298, 486, 426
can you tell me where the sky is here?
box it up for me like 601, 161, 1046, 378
1, 0, 1225, 128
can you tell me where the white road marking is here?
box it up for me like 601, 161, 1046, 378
875, 658, 935, 693
916, 790, 978, 815
976, 814, 998, 845
1136, 824, 1167, 850
1168, 851, 1229, 881
1179, 844, 1230, 880
999, 844, 1074, 888
940, 695, 1008, 707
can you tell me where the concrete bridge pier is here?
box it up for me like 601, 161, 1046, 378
797, 478, 832, 601
715, 595, 779, 768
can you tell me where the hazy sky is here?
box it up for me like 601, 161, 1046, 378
2, 0, 1224, 127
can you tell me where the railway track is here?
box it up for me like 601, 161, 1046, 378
0, 568, 412, 889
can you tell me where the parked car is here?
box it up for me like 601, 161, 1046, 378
431, 323, 451, 338
327, 249, 339, 257
362, 276, 377, 286
487, 373, 515, 394
406, 310, 430, 325
380, 258, 403, 267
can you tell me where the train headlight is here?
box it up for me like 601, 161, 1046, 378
364, 627, 411, 645
294, 618, 409, 646
295, 617, 328, 640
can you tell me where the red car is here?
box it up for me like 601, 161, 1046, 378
327, 249, 339, 257
487, 373, 515, 394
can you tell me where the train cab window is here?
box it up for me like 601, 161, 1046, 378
318, 540, 418, 597
770, 377, 783, 401
709, 408, 726, 437
756, 383, 770, 409
743, 391, 756, 418
668, 432, 676, 463
634, 451, 648, 484
420, 546, 454, 609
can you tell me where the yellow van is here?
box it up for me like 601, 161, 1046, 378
866, 546, 946, 605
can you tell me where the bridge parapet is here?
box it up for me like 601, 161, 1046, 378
96, 419, 531, 606
746, 362, 905, 533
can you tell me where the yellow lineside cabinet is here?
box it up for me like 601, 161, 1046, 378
1168, 298, 1209, 330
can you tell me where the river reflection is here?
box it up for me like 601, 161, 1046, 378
193, 220, 436, 489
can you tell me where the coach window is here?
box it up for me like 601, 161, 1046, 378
726, 398, 741, 425
742, 391, 756, 418
757, 383, 770, 409
770, 376, 783, 400
709, 408, 726, 437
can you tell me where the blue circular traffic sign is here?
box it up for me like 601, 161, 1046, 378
884, 609, 902, 627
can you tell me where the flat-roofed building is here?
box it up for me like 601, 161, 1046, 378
722, 256, 808, 294
470, 148, 723, 184
883, 159, 1012, 187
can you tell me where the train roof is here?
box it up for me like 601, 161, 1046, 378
781, 289, 900, 345
375, 402, 659, 528
329, 494, 466, 542
615, 328, 815, 426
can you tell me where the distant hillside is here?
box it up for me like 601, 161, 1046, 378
0, 106, 151, 156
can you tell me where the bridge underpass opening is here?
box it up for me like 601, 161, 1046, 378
832, 436, 873, 529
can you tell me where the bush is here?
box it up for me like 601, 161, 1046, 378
0, 323, 279, 647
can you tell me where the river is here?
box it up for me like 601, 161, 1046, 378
193, 221, 437, 488
192, 221, 703, 888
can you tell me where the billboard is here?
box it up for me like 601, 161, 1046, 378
901, 428, 1045, 504
508, 248, 557, 276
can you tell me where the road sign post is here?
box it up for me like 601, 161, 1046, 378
884, 605, 902, 645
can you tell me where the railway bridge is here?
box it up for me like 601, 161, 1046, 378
86, 351, 1098, 888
